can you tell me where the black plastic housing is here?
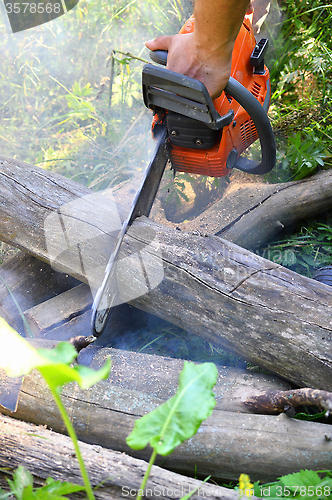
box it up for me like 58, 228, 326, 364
142, 64, 234, 131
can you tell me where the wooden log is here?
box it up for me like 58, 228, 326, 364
76, 347, 292, 411
1, 154, 332, 281
24, 283, 92, 337
171, 170, 332, 250
217, 169, 332, 249
0, 156, 331, 389
0, 249, 291, 415
0, 155, 128, 286
124, 218, 332, 390
0, 250, 79, 333
1, 366, 331, 483
244, 388, 332, 415
0, 345, 291, 415
0, 414, 241, 500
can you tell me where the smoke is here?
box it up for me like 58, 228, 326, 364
0, 0, 276, 367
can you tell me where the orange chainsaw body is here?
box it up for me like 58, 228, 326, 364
153, 15, 271, 177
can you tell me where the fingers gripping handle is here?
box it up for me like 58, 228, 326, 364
148, 49, 276, 175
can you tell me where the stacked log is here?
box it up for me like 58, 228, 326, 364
0, 156, 332, 489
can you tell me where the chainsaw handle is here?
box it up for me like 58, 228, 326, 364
149, 49, 276, 175
149, 50, 168, 66
224, 77, 276, 175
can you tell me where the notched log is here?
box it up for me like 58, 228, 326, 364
171, 170, 332, 250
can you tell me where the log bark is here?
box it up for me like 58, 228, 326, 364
1, 157, 332, 484
0, 156, 331, 389
0, 414, 241, 500
1, 365, 332, 483
125, 218, 332, 390
0, 344, 291, 414
167, 170, 332, 250
244, 388, 332, 415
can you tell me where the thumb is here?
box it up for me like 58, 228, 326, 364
145, 35, 173, 51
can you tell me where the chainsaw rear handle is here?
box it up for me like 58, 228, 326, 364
147, 49, 276, 175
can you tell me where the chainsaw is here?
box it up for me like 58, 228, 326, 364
92, 14, 276, 337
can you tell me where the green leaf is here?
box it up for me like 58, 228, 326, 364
20, 477, 85, 499
294, 411, 322, 421
0, 319, 110, 390
38, 342, 78, 365
7, 466, 33, 500
126, 361, 218, 455
0, 319, 48, 378
41, 477, 84, 496
280, 469, 322, 490
37, 347, 111, 390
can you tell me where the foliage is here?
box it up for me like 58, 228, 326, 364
256, 0, 332, 279
0, 317, 110, 385
0, 466, 84, 500
126, 360, 218, 499
285, 131, 326, 180
253, 469, 332, 500
258, 216, 332, 278
0, 0, 190, 190
0, 318, 110, 499
265, 0, 332, 182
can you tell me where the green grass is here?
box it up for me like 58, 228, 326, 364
258, 212, 332, 279
0, 0, 189, 190
253, 0, 332, 275
263, 0, 332, 183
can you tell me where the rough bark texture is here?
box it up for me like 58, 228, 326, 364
170, 170, 332, 250
1, 368, 331, 483
0, 345, 290, 414
125, 218, 332, 390
0, 156, 331, 389
244, 388, 332, 415
0, 414, 242, 500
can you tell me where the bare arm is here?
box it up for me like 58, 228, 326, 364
145, 0, 251, 98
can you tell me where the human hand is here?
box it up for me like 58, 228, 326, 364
145, 32, 233, 99
145, 1, 253, 99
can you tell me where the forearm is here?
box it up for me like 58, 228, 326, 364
194, 0, 251, 56
145, 0, 251, 97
